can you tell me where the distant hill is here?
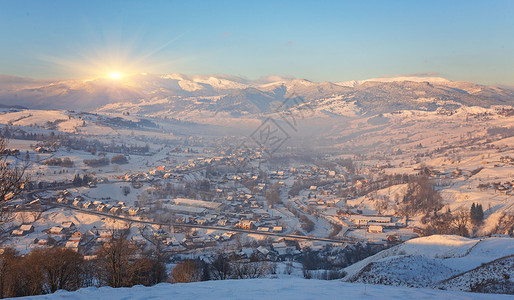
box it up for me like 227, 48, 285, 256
0, 103, 27, 109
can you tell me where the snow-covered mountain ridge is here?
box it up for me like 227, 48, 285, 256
1, 74, 513, 116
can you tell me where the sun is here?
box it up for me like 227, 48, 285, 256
108, 72, 123, 80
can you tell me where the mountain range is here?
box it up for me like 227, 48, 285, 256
1, 74, 513, 116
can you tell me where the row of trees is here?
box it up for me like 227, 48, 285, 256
0, 231, 166, 298
0, 229, 283, 298
422, 202, 485, 237
170, 254, 273, 283
399, 176, 443, 217
0, 127, 151, 155
42, 157, 74, 168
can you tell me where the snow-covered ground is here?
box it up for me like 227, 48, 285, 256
17, 278, 512, 300
343, 235, 514, 290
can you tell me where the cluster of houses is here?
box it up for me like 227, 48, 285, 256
337, 210, 406, 234
52, 190, 143, 216
491, 180, 514, 195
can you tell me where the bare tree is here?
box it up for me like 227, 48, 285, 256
0, 248, 20, 298
0, 136, 30, 224
452, 209, 470, 237
96, 229, 136, 288
170, 260, 202, 283
24, 247, 84, 293
209, 252, 232, 280
232, 260, 272, 279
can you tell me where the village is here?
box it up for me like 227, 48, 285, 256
2, 139, 432, 261
1, 104, 514, 281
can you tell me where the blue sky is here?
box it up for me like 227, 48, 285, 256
0, 0, 513, 85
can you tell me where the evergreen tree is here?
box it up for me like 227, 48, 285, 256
470, 202, 484, 225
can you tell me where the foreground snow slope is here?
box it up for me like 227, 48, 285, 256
18, 278, 511, 300
343, 235, 514, 289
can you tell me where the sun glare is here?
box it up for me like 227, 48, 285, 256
108, 72, 123, 80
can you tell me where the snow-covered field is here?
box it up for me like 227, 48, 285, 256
16, 278, 512, 300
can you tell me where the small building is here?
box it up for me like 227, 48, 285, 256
272, 226, 283, 233
65, 241, 80, 252
20, 224, 34, 233
62, 221, 75, 229
69, 231, 83, 242
48, 226, 64, 235
237, 219, 255, 230
12, 229, 25, 236
368, 225, 384, 233
257, 246, 270, 255
128, 207, 140, 216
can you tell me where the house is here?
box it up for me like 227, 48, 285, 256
128, 207, 140, 216
11, 229, 25, 236
257, 227, 270, 232
72, 199, 82, 207
368, 225, 384, 233
83, 201, 93, 209
237, 219, 255, 230
272, 242, 288, 255
69, 231, 83, 242
257, 246, 270, 255
110, 207, 121, 215
272, 226, 283, 233
48, 226, 64, 235
20, 224, 34, 233
97, 230, 113, 243
222, 232, 235, 240
61, 221, 75, 229
349, 215, 392, 226
65, 241, 80, 252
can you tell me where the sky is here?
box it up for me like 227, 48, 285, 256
0, 0, 513, 85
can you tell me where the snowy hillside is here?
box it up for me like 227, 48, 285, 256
16, 278, 513, 300
437, 255, 514, 293
343, 235, 514, 292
